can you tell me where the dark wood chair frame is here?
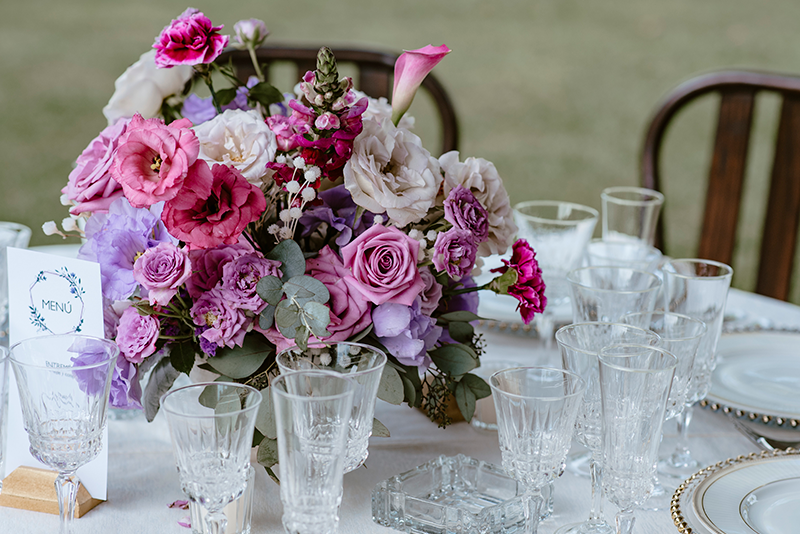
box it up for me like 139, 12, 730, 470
641, 70, 800, 301
216, 46, 460, 156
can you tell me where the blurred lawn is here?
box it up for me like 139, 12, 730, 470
3, 0, 800, 300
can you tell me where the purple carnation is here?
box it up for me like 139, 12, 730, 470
190, 288, 249, 349
432, 228, 478, 280
109, 358, 143, 410
443, 185, 489, 243
373, 298, 442, 369
185, 243, 252, 299
220, 253, 282, 312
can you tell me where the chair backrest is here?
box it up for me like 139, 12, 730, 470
215, 45, 459, 156
641, 70, 800, 301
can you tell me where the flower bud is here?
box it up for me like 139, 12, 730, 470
233, 19, 269, 49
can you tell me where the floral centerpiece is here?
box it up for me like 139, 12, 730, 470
46, 9, 546, 477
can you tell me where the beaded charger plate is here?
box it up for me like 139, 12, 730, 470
672, 449, 800, 534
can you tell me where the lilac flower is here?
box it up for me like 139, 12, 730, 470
220, 253, 282, 312
299, 185, 374, 246
109, 358, 143, 410
191, 288, 249, 349
443, 185, 489, 243
181, 77, 258, 124
373, 298, 442, 369
70, 339, 117, 397
79, 197, 175, 300
432, 228, 478, 280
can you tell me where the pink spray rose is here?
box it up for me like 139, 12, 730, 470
113, 114, 199, 208
391, 44, 451, 125
491, 239, 547, 325
116, 307, 160, 364
340, 224, 425, 306
162, 162, 266, 249
63, 119, 129, 215
191, 288, 249, 349
418, 267, 443, 316
153, 8, 229, 68
432, 228, 478, 280
185, 243, 252, 298
132, 242, 192, 306
220, 253, 282, 312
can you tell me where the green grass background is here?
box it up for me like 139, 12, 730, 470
3, 0, 800, 300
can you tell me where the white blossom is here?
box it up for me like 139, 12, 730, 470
279, 209, 292, 222
289, 207, 303, 219
301, 188, 316, 202
42, 221, 58, 236
292, 156, 306, 169
61, 217, 79, 232
267, 224, 280, 235
284, 181, 301, 194
279, 227, 293, 239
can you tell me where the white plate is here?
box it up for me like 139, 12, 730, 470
740, 477, 800, 534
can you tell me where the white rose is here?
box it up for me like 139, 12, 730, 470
440, 151, 518, 257
193, 109, 278, 184
344, 118, 441, 227
102, 50, 192, 125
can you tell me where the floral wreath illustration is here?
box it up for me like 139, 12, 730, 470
28, 267, 86, 334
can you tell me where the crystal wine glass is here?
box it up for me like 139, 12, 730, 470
567, 266, 662, 324
161, 382, 262, 534
600, 186, 664, 246
9, 334, 118, 534
491, 367, 586, 534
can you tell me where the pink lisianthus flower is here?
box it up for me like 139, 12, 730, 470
191, 288, 249, 349
63, 119, 129, 215
116, 307, 160, 364
220, 253, 282, 312
153, 8, 229, 68
185, 243, 252, 299
391, 44, 450, 125
162, 162, 266, 249
340, 224, 425, 306
112, 114, 199, 208
132, 242, 192, 306
490, 239, 547, 325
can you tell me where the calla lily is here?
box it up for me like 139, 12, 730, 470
391, 44, 451, 125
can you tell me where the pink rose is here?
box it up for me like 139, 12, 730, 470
132, 242, 192, 306
191, 288, 249, 349
340, 224, 425, 306
116, 307, 159, 364
162, 162, 267, 249
306, 246, 372, 341
153, 8, 229, 68
63, 119, 129, 215
113, 114, 199, 208
185, 243, 252, 298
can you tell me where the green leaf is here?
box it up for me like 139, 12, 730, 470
438, 311, 482, 323
169, 341, 196, 375
248, 81, 284, 108
254, 386, 277, 439
400, 375, 418, 406
447, 321, 474, 343
256, 275, 284, 306
206, 336, 273, 378
215, 390, 242, 415
303, 301, 331, 338
294, 326, 310, 351
259, 305, 275, 330
372, 417, 390, 438
215, 87, 239, 106
142, 355, 180, 422
429, 344, 478, 377
275, 300, 301, 337
267, 239, 306, 281
377, 365, 404, 405
256, 437, 279, 469
460, 373, 492, 400
488, 268, 518, 295
455, 380, 478, 422
284, 275, 330, 306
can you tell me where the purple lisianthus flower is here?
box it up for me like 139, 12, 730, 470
373, 297, 442, 369
432, 228, 478, 280
190, 288, 249, 349
116, 307, 160, 364
220, 252, 282, 312
181, 77, 257, 124
418, 267, 443, 316
132, 242, 192, 306
299, 185, 374, 246
444, 185, 489, 243
70, 338, 118, 397
110, 358, 143, 410
79, 197, 175, 300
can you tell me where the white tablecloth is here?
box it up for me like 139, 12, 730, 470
1, 288, 796, 533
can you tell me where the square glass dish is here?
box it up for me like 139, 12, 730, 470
371, 454, 527, 534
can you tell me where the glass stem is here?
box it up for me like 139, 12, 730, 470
536, 312, 555, 349
615, 508, 636, 534
669, 403, 694, 467
588, 456, 606, 525
55, 472, 80, 534
205, 510, 227, 534
523, 487, 543, 534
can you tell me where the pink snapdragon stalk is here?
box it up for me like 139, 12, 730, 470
391, 44, 451, 125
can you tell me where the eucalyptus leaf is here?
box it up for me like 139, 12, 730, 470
256, 437, 279, 469
400, 375, 417, 406
169, 341, 196, 375
461, 373, 492, 400
267, 240, 306, 281
259, 305, 275, 330
377, 365, 404, 405
303, 301, 331, 338
142, 357, 181, 422
284, 276, 330, 306
256, 276, 284, 306
254, 386, 277, 439
294, 326, 310, 351
447, 321, 474, 344
206, 336, 273, 379
438, 311, 482, 323
429, 345, 478, 377
275, 300, 300, 331
454, 380, 477, 422
372, 418, 390, 438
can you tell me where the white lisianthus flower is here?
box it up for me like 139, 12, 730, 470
102, 50, 192, 125
194, 109, 277, 184
352, 90, 415, 130
344, 118, 442, 227
440, 151, 518, 257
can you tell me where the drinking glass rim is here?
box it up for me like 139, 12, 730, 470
0, 345, 7, 363
276, 342, 387, 378
9, 334, 119, 370
620, 311, 708, 342
585, 238, 662, 258
555, 322, 661, 356
566, 266, 662, 293
513, 200, 599, 225
271, 369, 356, 402
598, 344, 678, 373
600, 186, 665, 205
489, 366, 586, 401
662, 258, 734, 280
160, 381, 262, 419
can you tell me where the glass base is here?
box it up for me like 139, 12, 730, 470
554, 520, 615, 534
639, 479, 674, 512
657, 456, 699, 480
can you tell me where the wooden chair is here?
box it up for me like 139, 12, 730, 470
641, 70, 800, 301
215, 46, 459, 156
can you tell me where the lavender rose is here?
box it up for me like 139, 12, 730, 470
418, 267, 443, 316
132, 242, 192, 306
191, 288, 249, 349
110, 358, 143, 410
373, 298, 442, 369
116, 307, 160, 363
443, 185, 489, 243
340, 224, 425, 306
432, 228, 478, 280
220, 253, 282, 312
185, 243, 252, 298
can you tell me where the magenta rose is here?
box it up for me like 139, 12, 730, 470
432, 228, 478, 280
113, 114, 199, 208
418, 266, 443, 316
443, 185, 489, 243
185, 243, 252, 298
132, 242, 192, 306
153, 8, 229, 68
162, 162, 266, 250
340, 224, 425, 306
116, 307, 160, 364
191, 288, 249, 349
63, 119, 129, 215
220, 253, 282, 312
306, 246, 372, 341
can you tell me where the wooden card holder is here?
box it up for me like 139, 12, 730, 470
0, 466, 103, 517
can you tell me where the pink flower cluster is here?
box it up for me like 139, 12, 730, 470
492, 240, 547, 325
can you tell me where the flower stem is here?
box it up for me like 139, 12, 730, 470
196, 65, 222, 114
247, 44, 265, 82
